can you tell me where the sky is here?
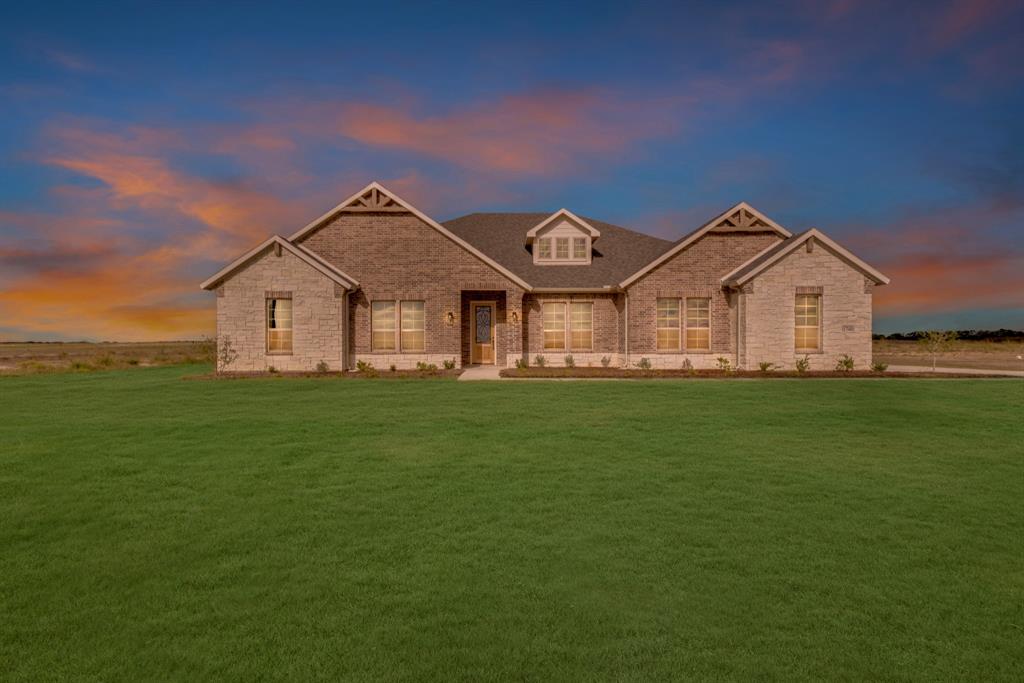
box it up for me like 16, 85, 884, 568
1, 0, 1022, 341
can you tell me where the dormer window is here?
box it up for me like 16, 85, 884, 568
526, 209, 601, 266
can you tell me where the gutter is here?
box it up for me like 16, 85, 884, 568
530, 286, 621, 293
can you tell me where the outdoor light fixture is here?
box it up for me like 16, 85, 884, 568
446, 311, 455, 325
511, 311, 519, 324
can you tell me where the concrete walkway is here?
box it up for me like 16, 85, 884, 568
457, 365, 503, 381
887, 365, 1024, 377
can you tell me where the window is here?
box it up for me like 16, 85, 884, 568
371, 301, 396, 351
656, 298, 680, 350
795, 294, 820, 351
685, 298, 710, 350
543, 302, 566, 349
555, 237, 570, 259
573, 237, 587, 260
401, 301, 425, 351
538, 238, 552, 260
570, 302, 593, 349
267, 298, 293, 353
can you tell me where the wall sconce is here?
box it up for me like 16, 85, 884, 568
511, 311, 519, 325
446, 311, 455, 325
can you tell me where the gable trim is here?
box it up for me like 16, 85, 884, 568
288, 181, 532, 290
618, 202, 791, 288
721, 228, 890, 287
525, 209, 601, 244
199, 235, 360, 291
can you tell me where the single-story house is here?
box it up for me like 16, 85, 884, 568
200, 182, 889, 371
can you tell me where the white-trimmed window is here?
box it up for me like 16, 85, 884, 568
371, 301, 397, 351
543, 302, 566, 350
401, 301, 425, 352
795, 294, 820, 351
538, 238, 552, 260
685, 298, 710, 350
555, 237, 570, 259
573, 237, 587, 260
656, 298, 680, 351
267, 298, 293, 353
570, 302, 593, 350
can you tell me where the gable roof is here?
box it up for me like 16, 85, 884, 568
443, 213, 672, 289
199, 235, 359, 291
288, 181, 532, 290
524, 209, 601, 244
721, 228, 890, 286
617, 202, 791, 288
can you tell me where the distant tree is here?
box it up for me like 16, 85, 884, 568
918, 330, 958, 371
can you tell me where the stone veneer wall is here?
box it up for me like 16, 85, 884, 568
739, 243, 873, 370
215, 246, 345, 372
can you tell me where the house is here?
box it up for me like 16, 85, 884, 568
200, 182, 889, 372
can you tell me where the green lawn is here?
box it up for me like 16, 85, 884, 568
2, 367, 1022, 680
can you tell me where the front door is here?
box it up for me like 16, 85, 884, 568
470, 302, 495, 364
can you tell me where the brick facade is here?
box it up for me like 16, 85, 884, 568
207, 192, 883, 373
623, 233, 781, 368
738, 243, 873, 370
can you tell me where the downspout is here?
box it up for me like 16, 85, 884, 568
624, 290, 629, 368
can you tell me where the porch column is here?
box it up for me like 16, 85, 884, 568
505, 288, 524, 367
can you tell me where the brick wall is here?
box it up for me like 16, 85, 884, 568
624, 233, 781, 364
216, 247, 345, 372
297, 213, 523, 368
739, 243, 873, 370
521, 292, 620, 367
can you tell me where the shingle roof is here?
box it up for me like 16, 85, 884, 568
442, 213, 673, 288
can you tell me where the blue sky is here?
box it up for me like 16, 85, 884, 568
1, 0, 1022, 339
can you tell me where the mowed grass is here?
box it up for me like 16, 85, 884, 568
1, 367, 1022, 680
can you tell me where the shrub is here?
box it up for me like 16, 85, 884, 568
443, 359, 456, 370
758, 361, 777, 373
416, 361, 438, 372
871, 360, 889, 373
600, 356, 611, 368
564, 354, 575, 368
514, 357, 526, 369
97, 354, 115, 367
316, 360, 330, 374
835, 355, 855, 372
70, 361, 93, 372
635, 357, 652, 370
681, 358, 694, 373
267, 365, 278, 374
355, 360, 376, 376
217, 335, 239, 370
534, 355, 547, 367
390, 364, 397, 372
127, 358, 140, 366
716, 357, 732, 372
795, 355, 810, 373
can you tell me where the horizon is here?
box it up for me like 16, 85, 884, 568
2, 0, 1023, 341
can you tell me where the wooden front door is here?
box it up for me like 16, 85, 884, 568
470, 302, 496, 364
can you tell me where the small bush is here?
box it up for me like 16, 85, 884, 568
795, 355, 810, 373
217, 335, 239, 370
681, 358, 694, 373
534, 355, 547, 367
70, 361, 93, 372
267, 365, 278, 374
416, 361, 438, 372
600, 356, 611, 368
443, 359, 456, 370
758, 361, 777, 373
716, 357, 732, 372
514, 357, 526, 369
871, 360, 888, 373
390, 364, 397, 372
635, 358, 652, 370
835, 355, 855, 372
127, 358, 140, 366
97, 354, 115, 367
356, 360, 375, 375
316, 360, 330, 374
564, 354, 575, 368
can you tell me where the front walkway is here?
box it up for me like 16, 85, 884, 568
458, 365, 503, 381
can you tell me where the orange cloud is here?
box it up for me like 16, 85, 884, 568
874, 251, 1024, 315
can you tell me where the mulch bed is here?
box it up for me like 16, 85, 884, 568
500, 368, 1008, 379
186, 369, 463, 380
